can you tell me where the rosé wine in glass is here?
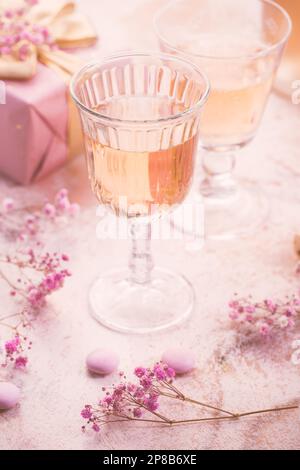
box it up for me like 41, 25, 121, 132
85, 95, 198, 218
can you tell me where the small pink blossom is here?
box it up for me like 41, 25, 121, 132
126, 383, 136, 393
56, 189, 68, 199
40, 27, 50, 39
4, 36, 15, 46
134, 387, 145, 399
134, 367, 146, 378
43, 203, 56, 219
5, 336, 20, 355
153, 365, 166, 381
278, 315, 289, 329
0, 46, 11, 55
68, 203, 80, 217
140, 376, 153, 390
284, 308, 296, 318
229, 310, 239, 320
25, 215, 39, 235
27, 287, 45, 308
16, 8, 25, 16
245, 314, 254, 322
264, 299, 277, 314
4, 10, 14, 19
245, 305, 256, 314
19, 31, 31, 41
15, 356, 28, 369
143, 397, 159, 412
2, 197, 14, 213
103, 396, 113, 406
165, 367, 176, 379
81, 406, 92, 419
57, 197, 71, 212
54, 189, 74, 212
133, 408, 143, 418
259, 323, 271, 337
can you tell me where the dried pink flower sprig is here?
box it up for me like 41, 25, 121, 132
2, 335, 29, 370
0, 248, 71, 370
0, 188, 79, 372
0, 0, 56, 61
81, 364, 177, 432
0, 188, 80, 241
81, 363, 298, 434
1, 249, 71, 308
228, 293, 300, 337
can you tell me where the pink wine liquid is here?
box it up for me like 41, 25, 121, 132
84, 96, 198, 217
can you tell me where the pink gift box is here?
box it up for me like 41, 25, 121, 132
0, 63, 80, 185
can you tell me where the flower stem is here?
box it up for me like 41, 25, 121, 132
129, 394, 172, 423
0, 313, 21, 322
235, 405, 298, 418
106, 404, 298, 429
0, 270, 22, 293
182, 396, 236, 417
159, 390, 236, 417
0, 322, 16, 331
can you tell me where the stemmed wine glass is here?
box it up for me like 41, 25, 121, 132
70, 52, 210, 333
154, 0, 291, 240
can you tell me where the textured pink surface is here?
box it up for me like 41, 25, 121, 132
0, 0, 300, 450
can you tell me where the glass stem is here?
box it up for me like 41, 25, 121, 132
129, 220, 154, 285
199, 150, 237, 200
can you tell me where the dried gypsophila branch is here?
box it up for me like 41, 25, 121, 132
0, 189, 79, 372
228, 293, 300, 337
0, 250, 71, 370
228, 234, 300, 364
228, 235, 300, 336
0, 1, 57, 62
81, 363, 298, 433
0, 189, 80, 242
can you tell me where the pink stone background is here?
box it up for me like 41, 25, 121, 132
0, 0, 300, 450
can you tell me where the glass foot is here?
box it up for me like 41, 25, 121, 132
171, 181, 269, 241
89, 267, 195, 334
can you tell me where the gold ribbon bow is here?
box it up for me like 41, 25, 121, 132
0, 0, 97, 80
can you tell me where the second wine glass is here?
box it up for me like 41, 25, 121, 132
155, 0, 291, 240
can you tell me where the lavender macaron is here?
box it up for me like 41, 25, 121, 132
0, 382, 21, 410
86, 349, 119, 376
162, 348, 196, 374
